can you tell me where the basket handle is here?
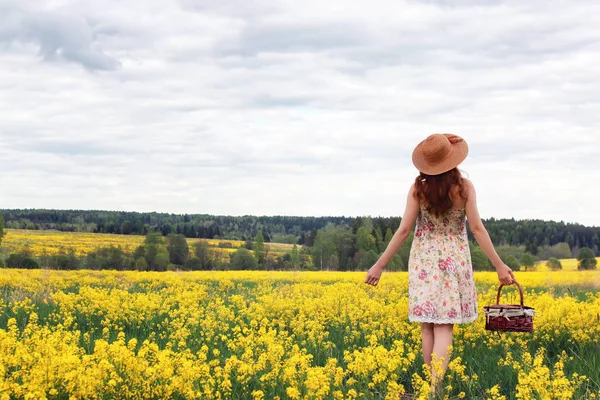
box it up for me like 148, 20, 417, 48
495, 280, 524, 308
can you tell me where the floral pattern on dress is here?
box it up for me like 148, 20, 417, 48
408, 205, 478, 324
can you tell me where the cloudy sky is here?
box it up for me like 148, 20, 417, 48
1, 0, 599, 226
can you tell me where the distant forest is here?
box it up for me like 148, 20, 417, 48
2, 209, 599, 254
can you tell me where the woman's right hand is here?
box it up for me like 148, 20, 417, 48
496, 263, 515, 285
364, 264, 384, 286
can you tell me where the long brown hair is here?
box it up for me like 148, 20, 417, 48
413, 168, 466, 218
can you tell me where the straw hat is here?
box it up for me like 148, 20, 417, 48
412, 134, 468, 175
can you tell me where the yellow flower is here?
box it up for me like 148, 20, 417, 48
0, 267, 597, 400
285, 387, 301, 399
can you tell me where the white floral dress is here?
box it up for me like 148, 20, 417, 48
408, 204, 478, 324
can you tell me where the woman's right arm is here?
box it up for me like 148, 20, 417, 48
464, 179, 515, 285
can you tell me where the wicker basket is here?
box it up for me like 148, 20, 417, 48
484, 280, 535, 332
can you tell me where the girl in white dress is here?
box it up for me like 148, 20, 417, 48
364, 134, 515, 395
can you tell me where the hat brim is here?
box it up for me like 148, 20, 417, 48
412, 138, 468, 175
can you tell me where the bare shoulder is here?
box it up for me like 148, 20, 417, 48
462, 177, 474, 189
409, 181, 417, 194
407, 181, 420, 206
462, 178, 475, 195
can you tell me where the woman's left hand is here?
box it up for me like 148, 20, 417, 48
364, 264, 384, 286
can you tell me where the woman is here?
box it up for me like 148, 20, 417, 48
364, 133, 514, 394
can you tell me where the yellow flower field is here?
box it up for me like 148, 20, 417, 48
1, 269, 599, 399
1, 229, 296, 259
531, 257, 600, 272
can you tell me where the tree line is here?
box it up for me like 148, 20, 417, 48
1, 215, 597, 271
0, 230, 310, 272
2, 209, 599, 254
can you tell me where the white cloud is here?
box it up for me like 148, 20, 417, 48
0, 0, 599, 225
0, 2, 120, 70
